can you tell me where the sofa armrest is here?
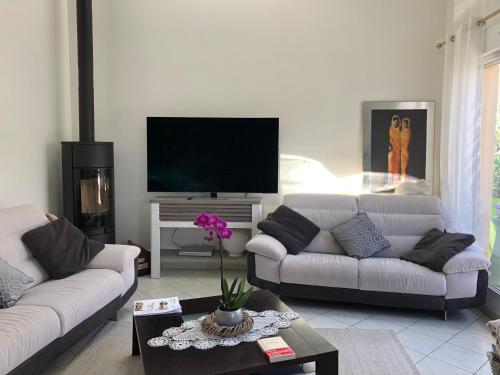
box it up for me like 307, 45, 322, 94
246, 234, 287, 261
86, 244, 141, 273
443, 244, 491, 274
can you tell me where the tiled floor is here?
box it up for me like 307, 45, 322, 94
280, 294, 493, 374
46, 269, 495, 374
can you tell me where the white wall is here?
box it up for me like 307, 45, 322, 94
0, 1, 71, 212
86, 0, 446, 247
0, 1, 447, 246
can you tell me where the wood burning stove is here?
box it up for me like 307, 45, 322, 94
62, 142, 115, 243
62, 0, 115, 243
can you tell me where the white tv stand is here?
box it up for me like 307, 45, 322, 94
150, 197, 263, 278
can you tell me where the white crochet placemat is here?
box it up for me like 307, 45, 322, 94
147, 310, 300, 350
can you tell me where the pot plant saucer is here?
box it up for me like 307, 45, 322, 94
201, 312, 254, 337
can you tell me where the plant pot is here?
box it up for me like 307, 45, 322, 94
222, 230, 250, 257
215, 306, 243, 326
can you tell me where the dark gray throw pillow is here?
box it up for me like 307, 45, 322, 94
0, 258, 33, 308
21, 217, 105, 279
401, 228, 475, 272
257, 205, 320, 255
330, 212, 391, 258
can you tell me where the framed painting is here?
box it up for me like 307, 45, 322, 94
363, 101, 435, 192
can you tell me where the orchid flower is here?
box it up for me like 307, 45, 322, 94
194, 213, 252, 312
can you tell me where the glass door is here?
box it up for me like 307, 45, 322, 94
484, 62, 500, 288
78, 168, 113, 229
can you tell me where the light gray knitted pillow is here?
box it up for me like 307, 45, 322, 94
0, 258, 33, 308
330, 212, 391, 259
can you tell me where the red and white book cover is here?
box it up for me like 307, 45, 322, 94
257, 336, 296, 363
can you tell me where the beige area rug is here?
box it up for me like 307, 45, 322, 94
43, 323, 417, 375
42, 321, 145, 375
315, 328, 419, 375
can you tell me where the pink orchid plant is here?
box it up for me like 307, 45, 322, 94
194, 213, 253, 311
194, 213, 233, 242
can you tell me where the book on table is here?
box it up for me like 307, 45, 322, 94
257, 336, 296, 363
133, 296, 182, 316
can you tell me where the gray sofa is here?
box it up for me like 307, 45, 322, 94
246, 194, 491, 317
0, 205, 140, 374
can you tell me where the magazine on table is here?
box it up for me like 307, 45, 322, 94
133, 296, 182, 316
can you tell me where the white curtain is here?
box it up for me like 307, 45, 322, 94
440, 17, 488, 247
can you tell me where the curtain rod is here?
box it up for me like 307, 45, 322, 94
436, 35, 455, 49
435, 8, 500, 49
478, 8, 500, 26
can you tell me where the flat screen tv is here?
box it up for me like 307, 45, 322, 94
147, 117, 279, 193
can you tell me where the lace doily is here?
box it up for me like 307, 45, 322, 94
147, 310, 299, 350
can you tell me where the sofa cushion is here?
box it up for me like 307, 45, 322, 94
21, 217, 105, 279
331, 212, 391, 258
0, 258, 33, 308
280, 252, 359, 289
442, 243, 491, 273
284, 194, 358, 254
255, 254, 281, 284
257, 205, 320, 255
0, 205, 49, 287
372, 236, 423, 258
246, 234, 288, 261
445, 271, 478, 299
283, 194, 359, 228
0, 305, 61, 374
86, 244, 140, 273
17, 269, 123, 335
304, 231, 347, 255
359, 194, 445, 258
120, 261, 137, 295
401, 228, 475, 272
359, 258, 446, 296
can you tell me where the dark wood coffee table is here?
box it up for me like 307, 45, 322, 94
132, 290, 338, 375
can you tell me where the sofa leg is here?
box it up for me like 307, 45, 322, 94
442, 310, 447, 321
109, 312, 118, 321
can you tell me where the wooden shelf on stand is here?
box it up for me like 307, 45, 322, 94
160, 249, 246, 271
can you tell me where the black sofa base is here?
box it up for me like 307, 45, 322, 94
10, 260, 139, 375
247, 253, 488, 313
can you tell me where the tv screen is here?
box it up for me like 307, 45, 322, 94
147, 117, 279, 193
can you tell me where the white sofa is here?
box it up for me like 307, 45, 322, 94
0, 205, 140, 375
246, 194, 491, 316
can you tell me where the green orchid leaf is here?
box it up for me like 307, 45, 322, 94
239, 288, 254, 307
222, 278, 229, 296
236, 278, 245, 297
231, 278, 245, 305
222, 278, 229, 304
229, 278, 240, 304
229, 277, 238, 297
232, 286, 253, 308
232, 288, 254, 310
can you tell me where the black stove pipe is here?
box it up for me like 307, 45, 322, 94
76, 0, 95, 142
62, 0, 115, 244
